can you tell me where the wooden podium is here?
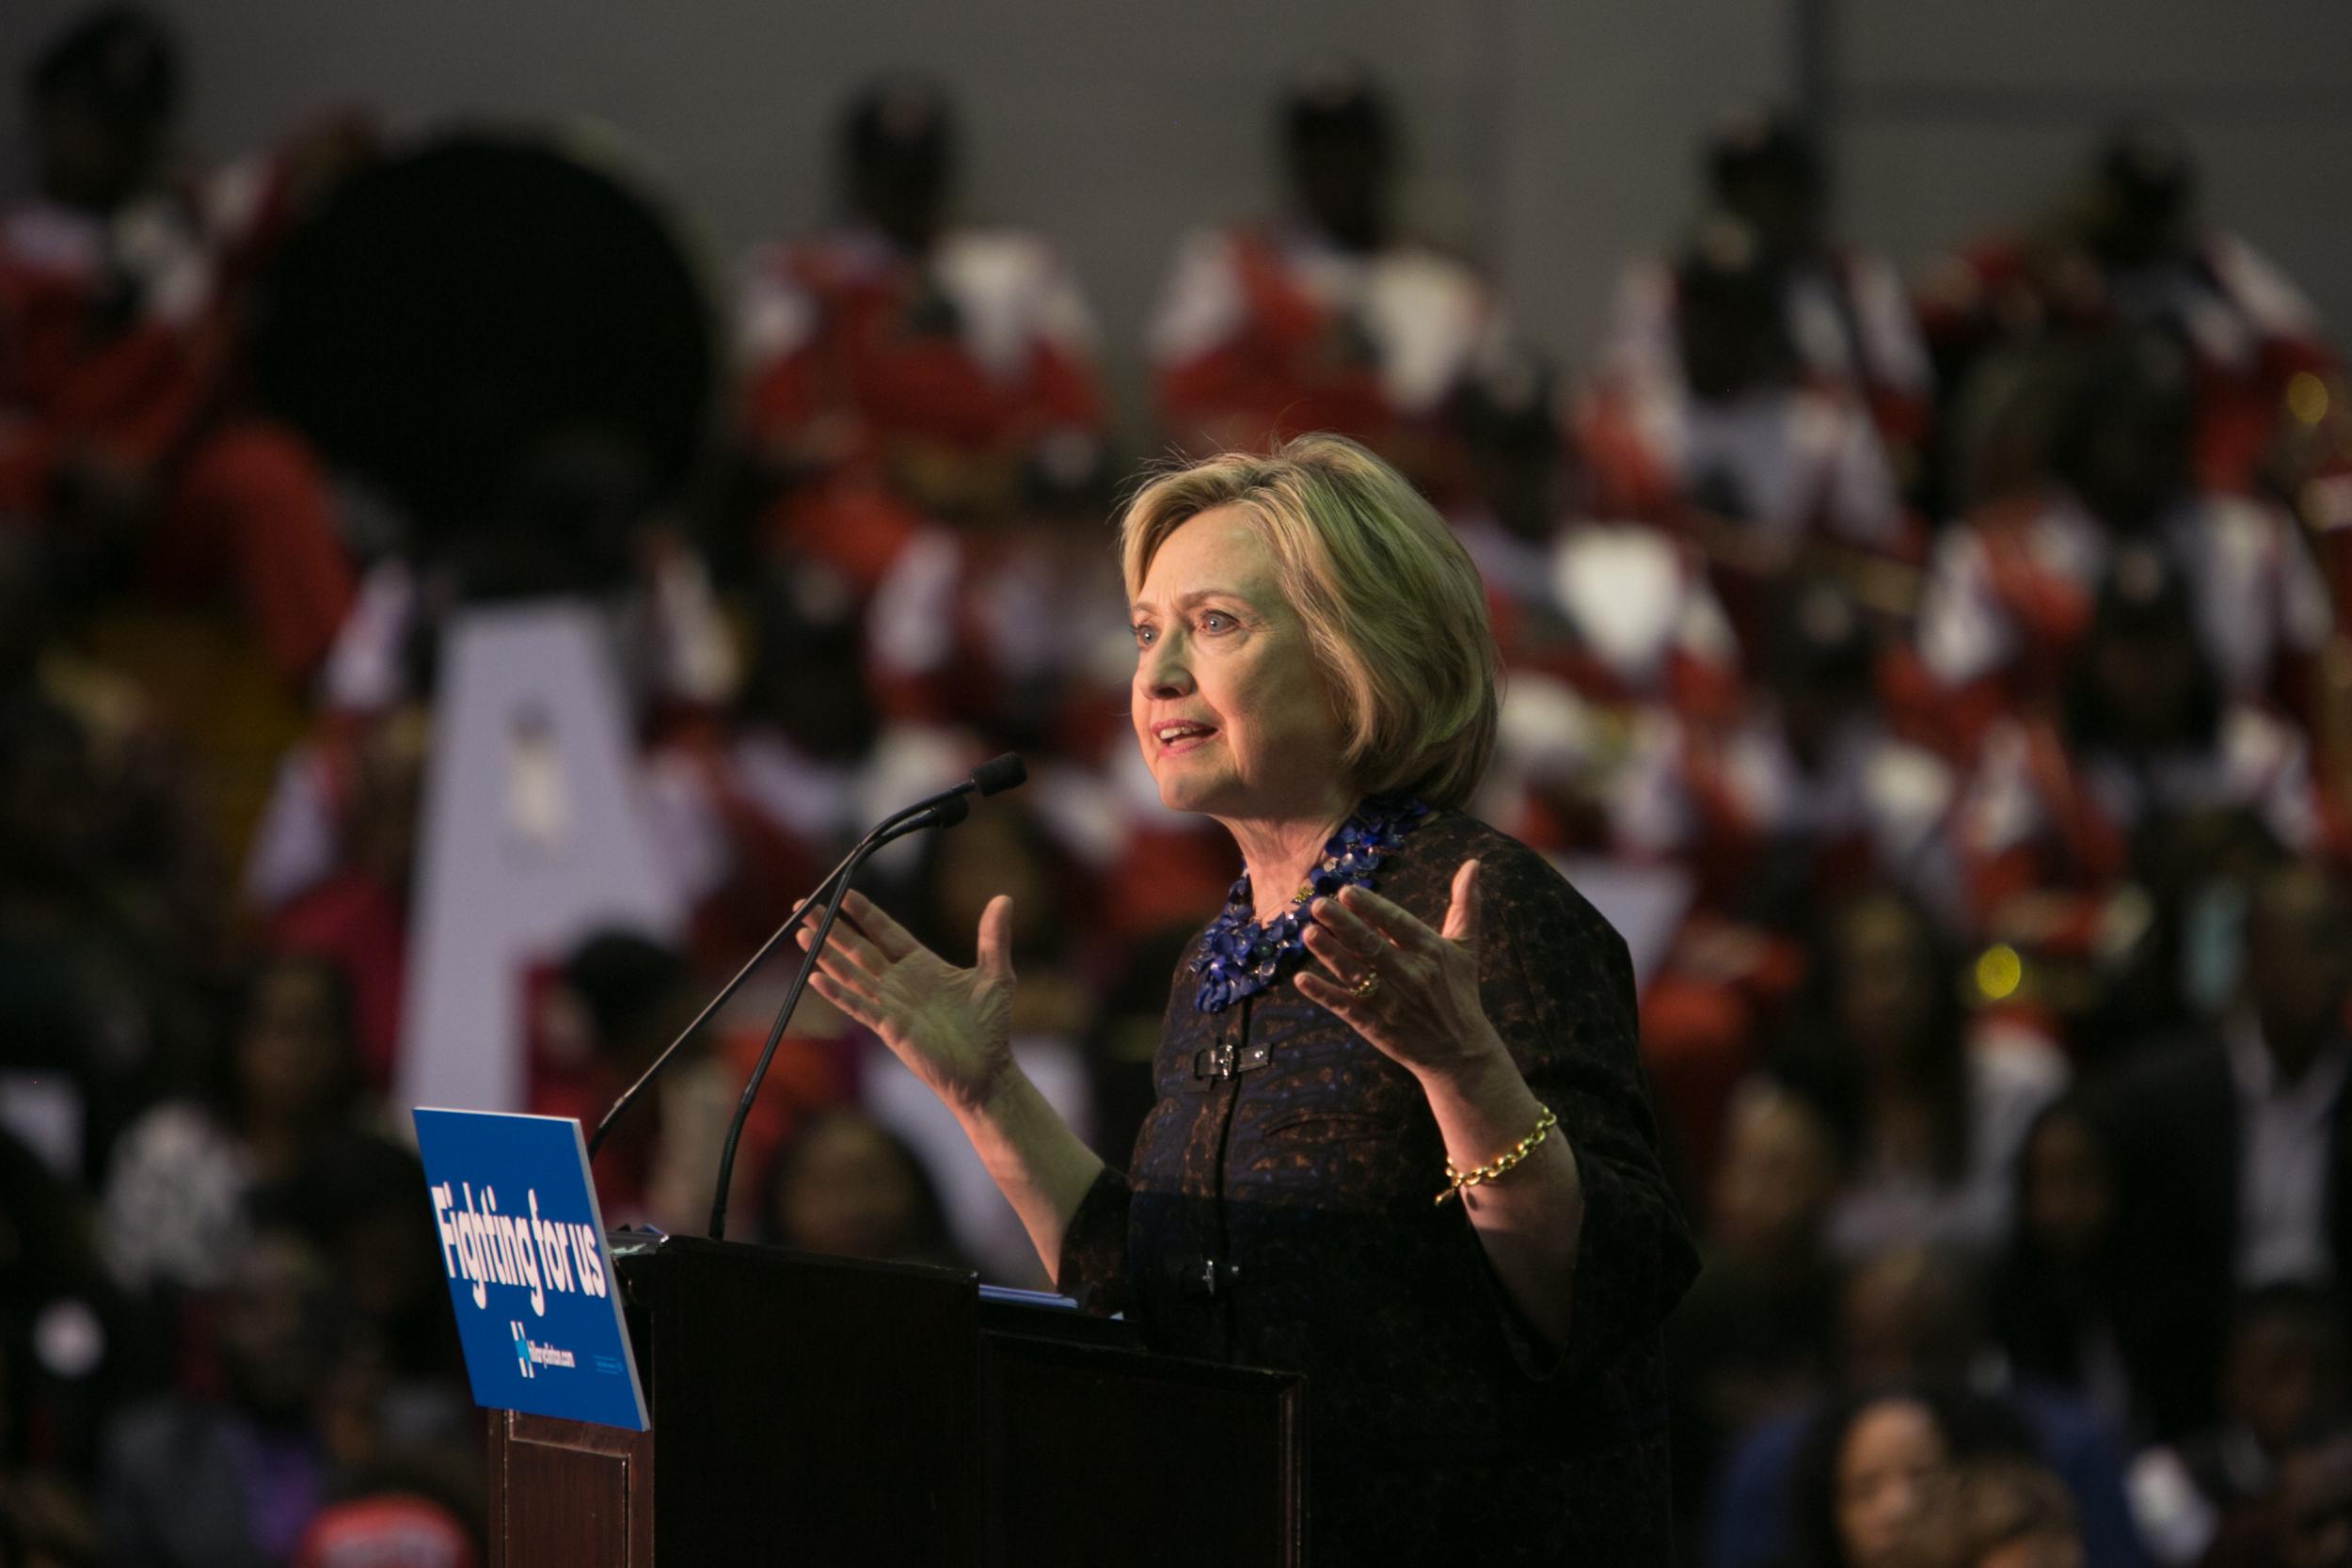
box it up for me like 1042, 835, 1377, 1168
485, 1234, 1307, 1567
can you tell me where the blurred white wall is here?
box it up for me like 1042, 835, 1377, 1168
1, 0, 2344, 441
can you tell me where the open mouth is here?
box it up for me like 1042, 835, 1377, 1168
1152, 721, 1217, 753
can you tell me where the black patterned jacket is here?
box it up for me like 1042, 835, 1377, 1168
1058, 810, 1699, 1564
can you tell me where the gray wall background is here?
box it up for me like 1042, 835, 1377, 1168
5, 0, 2346, 449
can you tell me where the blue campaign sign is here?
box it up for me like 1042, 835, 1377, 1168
412, 1108, 649, 1432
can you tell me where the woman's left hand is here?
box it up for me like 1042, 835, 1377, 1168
1296, 859, 1506, 1083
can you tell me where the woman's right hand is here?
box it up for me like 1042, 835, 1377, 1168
797, 888, 1018, 1116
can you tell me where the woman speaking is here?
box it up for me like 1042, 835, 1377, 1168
797, 436, 1697, 1561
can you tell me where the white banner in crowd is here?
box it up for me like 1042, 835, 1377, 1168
397, 603, 682, 1115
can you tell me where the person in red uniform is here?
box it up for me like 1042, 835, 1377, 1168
1628, 578, 1963, 1192
1955, 545, 2339, 943
1581, 214, 1915, 651
737, 74, 1107, 593
1915, 330, 2332, 757
857, 442, 1133, 750
1147, 58, 1506, 498
1918, 121, 2338, 499
1604, 109, 1934, 483
1, 8, 355, 685
1447, 349, 1742, 857
1453, 351, 1740, 719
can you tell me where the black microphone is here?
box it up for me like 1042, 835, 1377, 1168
969, 752, 1026, 797
586, 755, 1025, 1164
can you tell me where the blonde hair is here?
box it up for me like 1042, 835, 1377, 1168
1118, 435, 1499, 809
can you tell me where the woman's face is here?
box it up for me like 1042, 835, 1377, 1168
1130, 508, 1351, 826
1836, 1400, 1947, 1568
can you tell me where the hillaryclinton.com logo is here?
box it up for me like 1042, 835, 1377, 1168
511, 1322, 576, 1379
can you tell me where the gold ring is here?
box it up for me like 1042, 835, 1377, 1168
1351, 970, 1382, 999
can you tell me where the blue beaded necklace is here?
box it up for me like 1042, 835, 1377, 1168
1191, 794, 1431, 1013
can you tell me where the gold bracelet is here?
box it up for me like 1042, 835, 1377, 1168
1434, 1105, 1558, 1206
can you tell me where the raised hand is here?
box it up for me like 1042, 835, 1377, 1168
1295, 859, 1505, 1083
797, 887, 1017, 1114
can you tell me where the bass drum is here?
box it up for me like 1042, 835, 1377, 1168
253, 131, 715, 584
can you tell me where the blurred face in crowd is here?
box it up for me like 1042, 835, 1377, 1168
0, 535, 54, 689
2070, 396, 2193, 532
2244, 868, 2352, 1070
2090, 145, 2194, 274
236, 958, 349, 1125
1130, 508, 1352, 830
2279, 1436, 2352, 1568
770, 1114, 931, 1263
1711, 1082, 1842, 1259
1678, 289, 1789, 404
748, 573, 877, 763
932, 810, 1054, 952
1458, 355, 1566, 543
1718, 164, 1823, 263
332, 1195, 438, 1328
854, 152, 947, 255
2018, 1111, 2112, 1270
1774, 661, 1870, 773
2086, 615, 2200, 749
1288, 122, 1390, 253
1470, 433, 1563, 546
848, 93, 952, 255
1833, 895, 1940, 1068
32, 89, 162, 212
2226, 1306, 2344, 1462
1836, 1399, 1948, 1568
1841, 1249, 1981, 1386
0, 705, 102, 893
2092, 184, 2188, 274
218, 1233, 342, 1423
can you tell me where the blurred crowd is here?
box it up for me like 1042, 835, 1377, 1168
3, 8, 2351, 1568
